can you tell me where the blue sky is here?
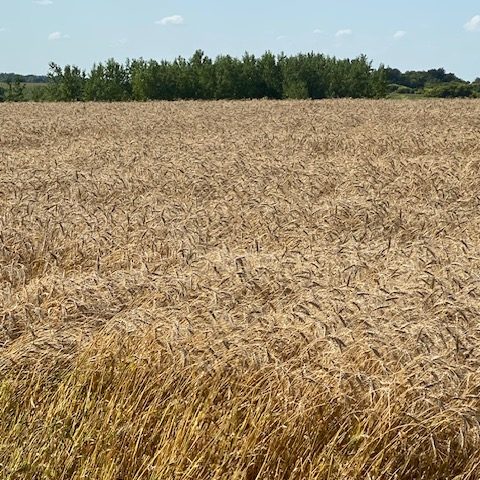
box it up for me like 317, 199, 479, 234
1, 0, 479, 79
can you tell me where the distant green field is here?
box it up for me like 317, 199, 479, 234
387, 92, 427, 100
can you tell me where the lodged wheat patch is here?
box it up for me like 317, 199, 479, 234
1, 100, 480, 479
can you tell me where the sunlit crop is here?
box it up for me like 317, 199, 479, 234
1, 100, 480, 479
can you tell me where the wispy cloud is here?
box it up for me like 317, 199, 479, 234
48, 31, 69, 41
313, 29, 324, 34
393, 30, 406, 39
34, 0, 53, 5
276, 35, 286, 41
110, 38, 128, 48
335, 29, 352, 37
464, 15, 480, 32
155, 15, 184, 26
0, 27, 6, 33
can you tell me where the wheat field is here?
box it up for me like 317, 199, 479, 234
1, 100, 480, 479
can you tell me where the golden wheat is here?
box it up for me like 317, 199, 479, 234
1, 100, 480, 479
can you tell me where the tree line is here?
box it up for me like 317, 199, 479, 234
385, 67, 480, 98
0, 73, 47, 83
1, 51, 478, 102
1, 51, 387, 102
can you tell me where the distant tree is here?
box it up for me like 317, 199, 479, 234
61, 65, 85, 100
372, 64, 388, 98
2, 53, 476, 102
384, 68, 403, 85
215, 55, 242, 99
5, 76, 25, 101
188, 50, 216, 99
238, 53, 262, 98
46, 62, 63, 100
84, 59, 131, 101
283, 53, 326, 99
130, 58, 151, 100
283, 79, 309, 99
31, 85, 49, 102
344, 55, 373, 98
385, 66, 466, 93
0, 73, 48, 83
281, 55, 310, 99
1, 51, 431, 102
424, 82, 476, 98
47, 62, 85, 101
258, 52, 282, 98
170, 56, 194, 98
83, 64, 103, 100
0, 85, 4, 102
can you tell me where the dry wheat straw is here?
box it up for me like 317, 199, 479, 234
1, 100, 480, 479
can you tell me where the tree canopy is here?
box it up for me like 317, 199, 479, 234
1, 52, 478, 102
30, 51, 388, 102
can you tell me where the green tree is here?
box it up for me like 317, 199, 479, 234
238, 53, 262, 98
5, 76, 25, 102
189, 50, 216, 99
281, 55, 310, 99
84, 59, 131, 101
47, 62, 85, 101
215, 55, 242, 99
31, 85, 49, 102
34, 50, 395, 102
130, 58, 152, 100
345, 55, 374, 98
61, 65, 85, 100
424, 82, 475, 98
372, 65, 388, 98
258, 52, 282, 98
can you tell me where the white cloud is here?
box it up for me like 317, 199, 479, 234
34, 0, 53, 5
335, 29, 352, 37
0, 27, 5, 32
313, 29, 324, 34
276, 35, 286, 41
155, 15, 184, 26
48, 31, 69, 40
464, 15, 480, 32
393, 30, 406, 39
